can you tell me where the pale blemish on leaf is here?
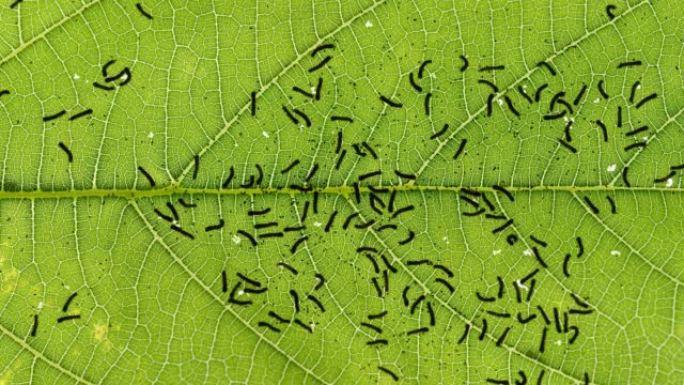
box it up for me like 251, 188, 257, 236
0, 269, 18, 296
93, 323, 113, 351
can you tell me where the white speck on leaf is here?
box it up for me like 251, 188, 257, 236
607, 164, 617, 172
515, 280, 528, 290
232, 234, 241, 244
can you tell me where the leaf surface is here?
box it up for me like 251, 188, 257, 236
0, 1, 682, 384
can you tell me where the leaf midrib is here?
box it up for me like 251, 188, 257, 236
0, 184, 679, 200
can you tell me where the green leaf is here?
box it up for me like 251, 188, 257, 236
0, 0, 682, 384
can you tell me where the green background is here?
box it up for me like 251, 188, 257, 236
0, 0, 682, 384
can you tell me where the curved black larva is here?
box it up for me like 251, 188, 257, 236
573, 84, 587, 105
517, 85, 533, 103
536, 61, 556, 76
534, 83, 548, 102
379, 94, 402, 108
135, 3, 153, 19
478, 79, 499, 92
408, 72, 423, 92
43, 110, 66, 122
170, 224, 194, 239
417, 59, 432, 78
69, 109, 93, 121
58, 142, 73, 162
564, 120, 573, 142
598, 79, 609, 99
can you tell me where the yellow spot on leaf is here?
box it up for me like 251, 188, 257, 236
93, 323, 112, 351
